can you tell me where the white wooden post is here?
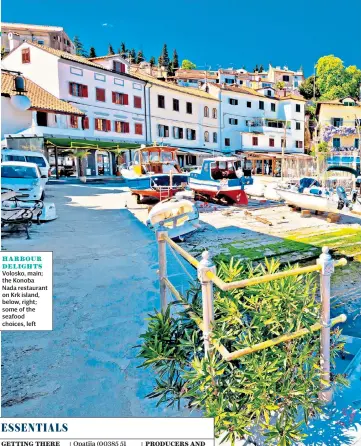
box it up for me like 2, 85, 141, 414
157, 223, 168, 312
197, 251, 216, 355
317, 246, 334, 403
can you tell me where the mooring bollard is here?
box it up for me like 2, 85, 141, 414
197, 251, 216, 355
317, 246, 334, 403
157, 223, 168, 312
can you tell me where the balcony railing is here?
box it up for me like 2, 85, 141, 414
245, 118, 291, 131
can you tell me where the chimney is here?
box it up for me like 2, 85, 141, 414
8, 32, 21, 51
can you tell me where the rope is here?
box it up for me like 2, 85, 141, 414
168, 243, 195, 282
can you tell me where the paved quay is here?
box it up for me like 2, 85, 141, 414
1, 184, 196, 417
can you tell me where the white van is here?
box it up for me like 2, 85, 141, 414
1, 149, 50, 178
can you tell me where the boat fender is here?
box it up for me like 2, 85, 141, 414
309, 187, 322, 196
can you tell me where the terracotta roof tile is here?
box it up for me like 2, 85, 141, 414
131, 71, 220, 101
1, 71, 84, 115
23, 42, 141, 81
1, 22, 64, 31
88, 53, 128, 61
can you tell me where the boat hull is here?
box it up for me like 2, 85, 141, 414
131, 188, 181, 202
147, 199, 199, 240
275, 188, 339, 212
189, 180, 248, 205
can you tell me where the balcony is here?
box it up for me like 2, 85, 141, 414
245, 118, 291, 133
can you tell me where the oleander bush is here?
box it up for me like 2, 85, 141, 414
137, 258, 347, 446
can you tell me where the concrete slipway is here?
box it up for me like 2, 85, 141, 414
1, 184, 196, 417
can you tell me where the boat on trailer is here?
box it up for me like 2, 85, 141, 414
121, 146, 188, 202
189, 157, 253, 205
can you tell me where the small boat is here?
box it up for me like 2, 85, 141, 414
275, 169, 361, 214
121, 146, 188, 202
146, 198, 199, 241
244, 177, 265, 197
264, 182, 282, 201
189, 157, 253, 205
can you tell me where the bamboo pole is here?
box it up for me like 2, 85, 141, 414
225, 314, 347, 361
161, 234, 347, 291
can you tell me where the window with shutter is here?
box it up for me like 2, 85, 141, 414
22, 48, 30, 63
70, 115, 78, 128
106, 120, 111, 131
123, 94, 128, 105
135, 123, 143, 135
82, 116, 89, 130
96, 88, 106, 102
269, 138, 275, 147
120, 63, 126, 73
252, 137, 258, 146
69, 83, 88, 97
134, 96, 142, 108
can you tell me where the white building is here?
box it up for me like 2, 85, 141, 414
205, 83, 306, 174
2, 70, 84, 140
1, 22, 75, 55
2, 41, 148, 176
131, 70, 221, 168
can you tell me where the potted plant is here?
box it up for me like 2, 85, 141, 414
71, 149, 91, 182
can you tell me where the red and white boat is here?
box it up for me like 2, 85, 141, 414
189, 157, 253, 205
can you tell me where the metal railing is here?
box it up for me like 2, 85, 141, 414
156, 227, 348, 403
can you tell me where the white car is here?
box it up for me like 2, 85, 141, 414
1, 161, 46, 200
1, 149, 50, 178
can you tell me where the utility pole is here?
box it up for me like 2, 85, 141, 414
281, 121, 287, 181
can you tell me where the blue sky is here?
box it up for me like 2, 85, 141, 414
3, 0, 361, 76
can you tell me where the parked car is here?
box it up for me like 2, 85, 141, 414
1, 149, 50, 178
1, 161, 46, 200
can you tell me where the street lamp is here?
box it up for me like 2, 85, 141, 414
11, 74, 31, 110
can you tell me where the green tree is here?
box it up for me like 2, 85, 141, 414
299, 75, 320, 100
71, 150, 91, 178
108, 44, 115, 55
136, 50, 145, 64
129, 48, 136, 63
181, 59, 196, 70
172, 49, 179, 71
73, 36, 87, 57
259, 64, 264, 72
149, 56, 155, 66
253, 64, 259, 72
88, 47, 97, 58
316, 55, 361, 100
138, 258, 346, 446
276, 80, 285, 90
158, 43, 169, 67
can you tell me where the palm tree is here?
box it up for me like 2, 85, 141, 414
71, 149, 91, 180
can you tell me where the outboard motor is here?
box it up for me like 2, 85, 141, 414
336, 186, 349, 210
